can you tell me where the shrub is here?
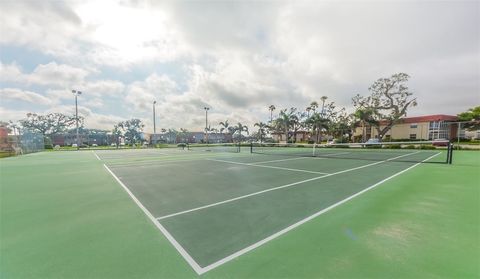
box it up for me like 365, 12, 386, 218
387, 144, 403, 149
420, 145, 436, 150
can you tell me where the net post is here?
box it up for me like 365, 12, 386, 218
448, 142, 453, 164
446, 142, 450, 164
250, 142, 253, 153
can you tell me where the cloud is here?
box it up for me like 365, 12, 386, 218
0, 61, 90, 87
0, 0, 478, 133
125, 73, 179, 111
0, 88, 52, 106
0, 61, 23, 83
82, 80, 125, 97
0, 106, 31, 123
0, 1, 85, 58
28, 62, 90, 87
0, 0, 188, 68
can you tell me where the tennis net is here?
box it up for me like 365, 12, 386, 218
187, 143, 241, 153
250, 141, 453, 164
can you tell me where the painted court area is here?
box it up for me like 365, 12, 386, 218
1, 148, 479, 278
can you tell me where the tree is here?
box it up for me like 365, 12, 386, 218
305, 102, 339, 143
352, 73, 417, 140
330, 109, 354, 142
457, 106, 480, 130
219, 120, 229, 134
227, 126, 236, 142
353, 107, 377, 142
19, 113, 82, 136
310, 101, 319, 113
254, 122, 268, 143
233, 122, 248, 142
290, 111, 306, 143
273, 108, 296, 142
268, 105, 276, 123
179, 128, 189, 143
167, 129, 177, 144
0, 121, 12, 134
112, 124, 122, 147
116, 119, 144, 145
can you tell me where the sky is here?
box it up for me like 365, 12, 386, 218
0, 0, 479, 133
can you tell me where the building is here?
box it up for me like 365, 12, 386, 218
150, 132, 233, 144
354, 114, 459, 141
271, 131, 312, 143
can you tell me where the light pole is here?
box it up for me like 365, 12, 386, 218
204, 107, 209, 144
320, 96, 328, 118
72, 90, 82, 150
153, 101, 157, 134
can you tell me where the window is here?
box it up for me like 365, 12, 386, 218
428, 121, 449, 140
410, 123, 418, 128
409, 134, 417, 140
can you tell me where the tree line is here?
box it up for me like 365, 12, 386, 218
2, 73, 479, 146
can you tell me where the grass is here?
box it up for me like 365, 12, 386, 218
0, 150, 478, 278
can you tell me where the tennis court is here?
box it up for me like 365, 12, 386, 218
94, 143, 450, 274
1, 145, 478, 278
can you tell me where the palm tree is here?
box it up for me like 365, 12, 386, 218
310, 101, 319, 113
234, 122, 248, 142
268, 105, 276, 123
167, 128, 177, 144
219, 120, 229, 134
227, 126, 236, 142
354, 108, 376, 142
306, 113, 330, 143
179, 128, 188, 143
254, 122, 268, 143
275, 108, 295, 142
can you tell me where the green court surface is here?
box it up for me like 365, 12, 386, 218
0, 148, 478, 278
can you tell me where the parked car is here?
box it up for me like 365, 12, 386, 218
365, 138, 381, 144
71, 143, 78, 148
432, 139, 449, 147
326, 139, 338, 145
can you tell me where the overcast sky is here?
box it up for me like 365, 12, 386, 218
0, 0, 478, 132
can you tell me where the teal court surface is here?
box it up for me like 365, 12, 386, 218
96, 146, 451, 274
1, 146, 478, 278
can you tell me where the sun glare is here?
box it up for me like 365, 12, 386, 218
75, 0, 176, 64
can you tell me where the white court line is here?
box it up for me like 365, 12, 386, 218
317, 151, 351, 157
209, 159, 330, 175
200, 152, 441, 274
92, 151, 101, 161
103, 164, 204, 275
250, 157, 308, 165
157, 151, 421, 221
